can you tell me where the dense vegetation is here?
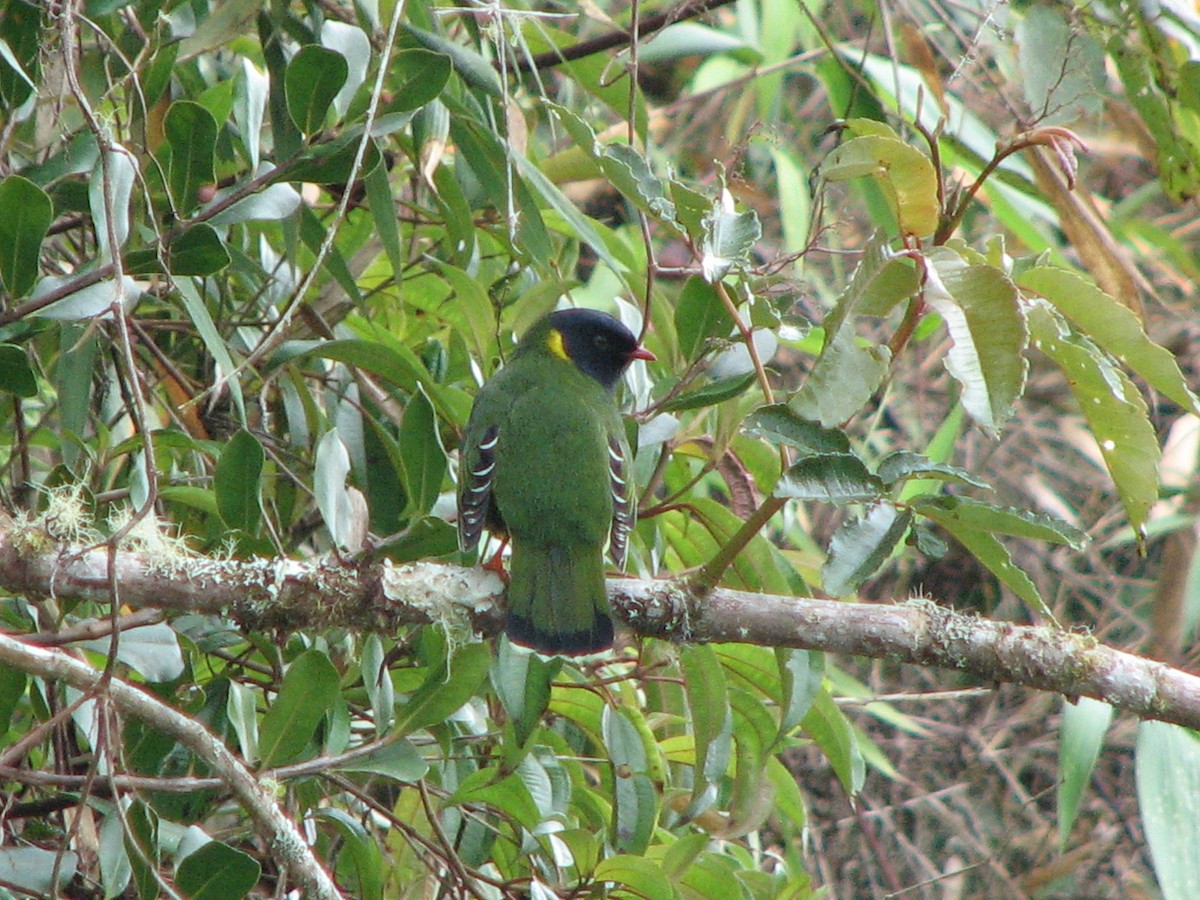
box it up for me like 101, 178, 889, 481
2, 0, 1200, 896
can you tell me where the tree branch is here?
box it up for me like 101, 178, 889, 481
3, 520, 1200, 730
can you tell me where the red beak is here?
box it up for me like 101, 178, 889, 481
629, 346, 656, 362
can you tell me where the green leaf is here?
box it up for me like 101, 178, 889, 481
681, 645, 732, 815
790, 327, 891, 428
923, 516, 1050, 616
803, 689, 865, 796
675, 276, 733, 361
1015, 6, 1105, 124
394, 643, 491, 735
775, 453, 885, 504
335, 738, 429, 781
284, 132, 383, 185
777, 649, 822, 742
593, 855, 676, 900
175, 840, 260, 900
1137, 721, 1200, 899
660, 371, 757, 412
163, 100, 218, 214
912, 495, 1086, 548
819, 133, 939, 237
1019, 266, 1200, 415
492, 641, 559, 747
166, 224, 230, 276
214, 429, 264, 533
362, 634, 394, 737
258, 649, 341, 767
924, 255, 1027, 432
314, 808, 384, 900
0, 343, 36, 397
823, 503, 912, 596
1028, 303, 1160, 538
0, 847, 76, 896
398, 388, 446, 517
0, 175, 52, 298
404, 26, 503, 98
285, 45, 348, 135
0, 663, 25, 735
385, 48, 452, 112
365, 159, 402, 280
603, 706, 659, 854
1058, 697, 1112, 849
743, 405, 850, 455
700, 191, 762, 282
876, 450, 989, 488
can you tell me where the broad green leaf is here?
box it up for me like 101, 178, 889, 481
0, 847, 76, 895
603, 706, 659, 854
320, 22, 369, 116
89, 147, 137, 259
284, 133, 383, 185
227, 680, 259, 763
743, 405, 850, 455
404, 26, 503, 98
1020, 266, 1200, 414
1016, 6, 1105, 124
163, 100, 218, 214
639, 22, 762, 64
99, 809, 132, 898
923, 255, 1027, 432
297, 204, 361, 304
681, 645, 732, 816
876, 450, 989, 489
675, 276, 733, 361
492, 640, 559, 747
175, 840, 260, 900
398, 388, 446, 516
0, 663, 25, 734
314, 808, 384, 900
0, 175, 52, 297
336, 738, 429, 781
166, 224, 230, 276
700, 190, 762, 282
819, 133, 939, 237
385, 48, 452, 112
233, 58, 268, 169
447, 768, 542, 832
1058, 697, 1112, 849
593, 855, 676, 900
80, 623, 184, 682
659, 371, 757, 412
823, 503, 912, 595
429, 259, 496, 360
207, 181, 301, 225
394, 643, 491, 735
214, 429, 264, 533
285, 45, 348, 134
258, 649, 341, 767
365, 159, 402, 279
790, 328, 891, 427
1028, 303, 1160, 538
775, 453, 885, 504
0, 343, 35, 396
1137, 721, 1200, 900
910, 495, 1086, 548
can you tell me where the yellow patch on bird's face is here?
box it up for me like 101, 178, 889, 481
546, 328, 569, 361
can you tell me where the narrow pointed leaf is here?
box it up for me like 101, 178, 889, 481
0, 175, 52, 297
258, 649, 340, 767
214, 429, 264, 533
1058, 697, 1112, 849
1137, 721, 1200, 900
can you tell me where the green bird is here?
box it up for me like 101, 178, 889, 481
457, 309, 655, 656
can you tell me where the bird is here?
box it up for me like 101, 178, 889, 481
457, 308, 655, 656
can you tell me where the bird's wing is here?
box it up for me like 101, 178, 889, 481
458, 424, 499, 553
607, 434, 634, 569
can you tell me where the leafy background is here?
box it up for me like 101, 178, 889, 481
1, 0, 1200, 896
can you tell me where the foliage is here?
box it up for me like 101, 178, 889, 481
0, 0, 1199, 896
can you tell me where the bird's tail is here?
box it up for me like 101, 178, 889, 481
506, 542, 614, 656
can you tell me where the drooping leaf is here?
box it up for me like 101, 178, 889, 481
398, 388, 446, 516
660, 371, 757, 412
1058, 697, 1112, 849
0, 174, 52, 298
603, 705, 659, 854
775, 453, 885, 504
175, 840, 261, 900
1137, 721, 1200, 899
163, 100, 218, 214
819, 131, 939, 237
876, 450, 989, 489
258, 648, 341, 767
165, 224, 230, 276
681, 645, 733, 817
492, 640, 559, 748
823, 503, 912, 596
1027, 302, 1160, 539
910, 495, 1086, 549
214, 428, 264, 533
743, 405, 850, 455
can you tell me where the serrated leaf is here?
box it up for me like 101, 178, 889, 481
1028, 303, 1159, 538
743, 405, 850, 455
777, 649, 822, 741
285, 45, 348, 134
700, 190, 761, 282
1137, 721, 1200, 900
926, 516, 1050, 616
1058, 697, 1112, 849
214, 429, 263, 533
819, 134, 939, 236
790, 328, 891, 427
823, 503, 912, 595
258, 649, 341, 767
876, 450, 990, 488
775, 453, 885, 504
1020, 266, 1199, 414
911, 495, 1086, 548
175, 840, 260, 900
924, 256, 1027, 432
0, 175, 52, 298
164, 100, 218, 214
